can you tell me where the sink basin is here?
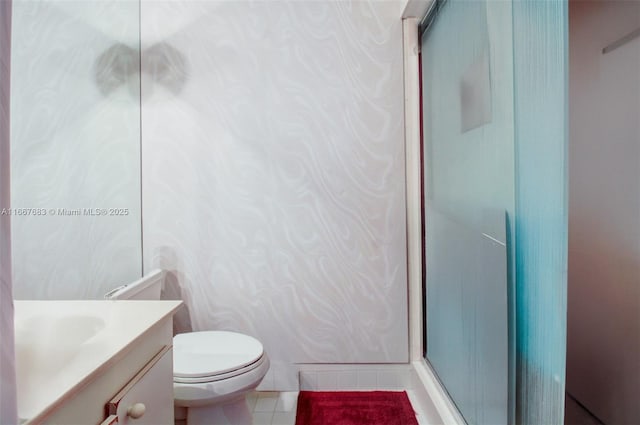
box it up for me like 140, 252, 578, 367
16, 314, 105, 353
14, 312, 106, 420
15, 314, 105, 380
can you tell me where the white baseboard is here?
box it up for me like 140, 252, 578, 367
258, 363, 415, 392
297, 364, 414, 391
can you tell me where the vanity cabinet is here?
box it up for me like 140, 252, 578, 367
107, 346, 173, 424
28, 307, 178, 425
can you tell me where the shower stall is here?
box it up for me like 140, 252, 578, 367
419, 0, 568, 423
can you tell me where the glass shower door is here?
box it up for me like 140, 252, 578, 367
421, 1, 569, 424
421, 1, 515, 423
512, 1, 569, 424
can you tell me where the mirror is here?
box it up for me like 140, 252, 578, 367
10, 0, 142, 299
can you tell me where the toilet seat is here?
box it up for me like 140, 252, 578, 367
174, 354, 268, 384
173, 331, 264, 384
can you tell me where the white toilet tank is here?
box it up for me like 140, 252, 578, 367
104, 269, 165, 300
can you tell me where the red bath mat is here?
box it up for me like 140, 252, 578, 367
295, 391, 419, 425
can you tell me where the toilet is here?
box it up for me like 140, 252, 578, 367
105, 270, 269, 425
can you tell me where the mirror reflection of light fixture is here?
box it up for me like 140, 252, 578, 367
94, 42, 187, 98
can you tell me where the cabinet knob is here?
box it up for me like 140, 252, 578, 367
127, 403, 146, 419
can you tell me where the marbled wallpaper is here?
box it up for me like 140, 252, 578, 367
141, 0, 409, 373
10, 1, 142, 299
1, 1, 17, 422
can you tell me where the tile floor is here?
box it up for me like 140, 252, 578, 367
247, 392, 298, 425
246, 390, 431, 425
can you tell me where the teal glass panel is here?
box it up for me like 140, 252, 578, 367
512, 1, 569, 424
421, 0, 515, 423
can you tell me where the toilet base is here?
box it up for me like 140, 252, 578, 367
185, 396, 253, 425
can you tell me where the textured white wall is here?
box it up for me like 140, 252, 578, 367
141, 0, 409, 379
568, 1, 640, 424
10, 1, 142, 299
0, 1, 17, 422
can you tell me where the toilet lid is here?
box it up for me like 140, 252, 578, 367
173, 331, 264, 379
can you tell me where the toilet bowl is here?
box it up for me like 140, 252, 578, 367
105, 270, 269, 425
173, 330, 270, 425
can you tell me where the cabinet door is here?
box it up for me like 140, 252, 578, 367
107, 346, 173, 425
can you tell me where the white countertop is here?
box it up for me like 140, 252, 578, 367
14, 300, 182, 423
